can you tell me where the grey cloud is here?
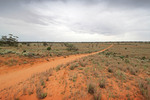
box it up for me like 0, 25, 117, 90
0, 0, 150, 41
0, 0, 49, 25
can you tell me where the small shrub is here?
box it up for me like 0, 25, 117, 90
70, 65, 75, 70
43, 42, 48, 46
138, 80, 148, 99
141, 56, 146, 60
27, 43, 30, 46
56, 65, 61, 72
115, 70, 126, 80
28, 89, 34, 95
70, 63, 78, 70
64, 43, 78, 51
78, 67, 83, 70
40, 93, 47, 99
88, 83, 95, 94
129, 67, 136, 75
23, 50, 26, 53
99, 78, 106, 88
105, 52, 111, 56
36, 86, 47, 99
73, 75, 77, 82
146, 78, 150, 85
94, 91, 101, 100
119, 56, 125, 59
41, 80, 45, 86
125, 59, 130, 63
79, 60, 87, 67
108, 67, 113, 73
47, 47, 51, 50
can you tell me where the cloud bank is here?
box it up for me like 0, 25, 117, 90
0, 0, 150, 41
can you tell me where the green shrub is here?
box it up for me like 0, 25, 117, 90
119, 56, 125, 59
40, 93, 47, 99
78, 67, 83, 70
36, 86, 47, 99
47, 47, 51, 50
70, 65, 75, 70
141, 56, 146, 60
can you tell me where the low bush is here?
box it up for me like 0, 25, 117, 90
56, 65, 61, 72
115, 70, 126, 80
94, 91, 101, 100
47, 47, 51, 50
88, 83, 95, 94
108, 67, 113, 73
138, 80, 149, 99
70, 63, 79, 70
99, 78, 106, 88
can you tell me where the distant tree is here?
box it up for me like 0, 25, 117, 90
43, 42, 48, 46
0, 34, 18, 46
64, 43, 78, 51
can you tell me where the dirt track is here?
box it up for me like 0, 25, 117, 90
0, 44, 113, 91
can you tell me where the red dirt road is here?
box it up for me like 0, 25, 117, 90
0, 44, 113, 91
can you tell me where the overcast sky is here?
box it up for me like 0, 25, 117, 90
0, 0, 150, 42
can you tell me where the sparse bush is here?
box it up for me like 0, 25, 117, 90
64, 43, 78, 51
99, 78, 106, 88
115, 70, 126, 80
28, 88, 34, 95
78, 67, 83, 70
56, 65, 61, 72
23, 50, 26, 53
70, 65, 75, 70
125, 59, 130, 63
141, 56, 146, 60
108, 67, 113, 73
94, 91, 101, 100
70, 63, 78, 70
105, 52, 111, 56
40, 93, 47, 99
138, 80, 149, 99
79, 60, 87, 67
88, 83, 95, 94
146, 78, 150, 85
40, 79, 45, 86
73, 75, 77, 82
36, 86, 47, 99
129, 67, 137, 75
43, 42, 48, 46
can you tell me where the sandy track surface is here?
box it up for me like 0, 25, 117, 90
0, 44, 113, 91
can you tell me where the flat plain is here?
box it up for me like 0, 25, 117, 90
0, 42, 149, 100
